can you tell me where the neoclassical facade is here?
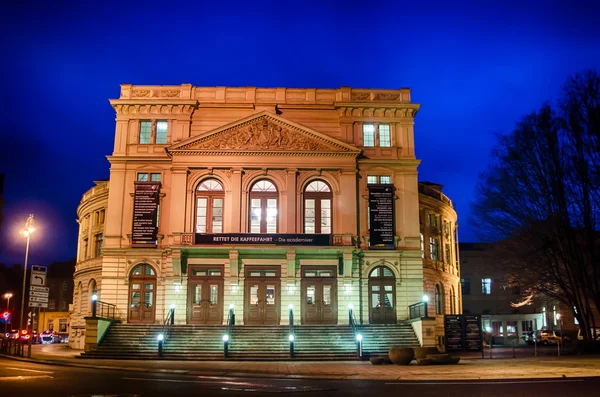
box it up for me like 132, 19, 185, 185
70, 85, 459, 349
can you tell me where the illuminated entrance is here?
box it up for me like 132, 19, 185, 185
187, 266, 224, 325
244, 267, 280, 325
301, 266, 337, 324
128, 264, 156, 323
368, 265, 397, 324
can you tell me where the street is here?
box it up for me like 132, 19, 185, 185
1, 357, 599, 396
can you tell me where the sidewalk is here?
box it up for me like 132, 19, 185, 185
2, 344, 600, 381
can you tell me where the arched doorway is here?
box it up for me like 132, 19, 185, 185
368, 265, 397, 324
128, 264, 157, 323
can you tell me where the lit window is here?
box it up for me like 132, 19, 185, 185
196, 179, 224, 234
379, 124, 391, 147
482, 278, 492, 295
367, 175, 392, 184
420, 233, 424, 258
429, 237, 439, 261
151, 173, 161, 182
137, 173, 149, 181
367, 176, 378, 184
140, 121, 151, 144
249, 180, 278, 233
363, 124, 375, 147
304, 180, 332, 234
380, 176, 391, 184
156, 121, 168, 144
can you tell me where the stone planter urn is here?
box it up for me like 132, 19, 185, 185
370, 357, 384, 365
414, 346, 439, 360
388, 347, 414, 365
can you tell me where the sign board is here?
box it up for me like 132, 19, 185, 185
195, 233, 332, 246
30, 265, 47, 286
444, 314, 483, 352
29, 302, 48, 308
132, 182, 161, 248
368, 184, 396, 250
29, 296, 48, 303
30, 286, 49, 293
29, 291, 49, 298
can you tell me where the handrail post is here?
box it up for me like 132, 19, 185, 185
170, 305, 175, 326
289, 305, 295, 359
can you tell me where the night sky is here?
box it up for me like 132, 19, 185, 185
1, 0, 599, 266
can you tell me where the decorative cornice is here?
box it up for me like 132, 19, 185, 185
335, 104, 420, 119
110, 100, 198, 117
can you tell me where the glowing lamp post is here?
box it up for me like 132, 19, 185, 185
91, 294, 98, 318
422, 294, 430, 317
556, 313, 563, 355
19, 214, 35, 331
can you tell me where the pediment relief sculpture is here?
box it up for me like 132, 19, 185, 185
193, 118, 336, 152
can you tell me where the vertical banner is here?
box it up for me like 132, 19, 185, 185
368, 184, 396, 249
132, 182, 160, 248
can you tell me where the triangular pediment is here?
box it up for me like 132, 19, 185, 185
167, 111, 361, 156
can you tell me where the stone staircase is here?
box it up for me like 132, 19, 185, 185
80, 322, 420, 361
228, 326, 290, 360
293, 325, 358, 360
80, 323, 225, 360
358, 324, 420, 358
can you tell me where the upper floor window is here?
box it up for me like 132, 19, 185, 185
482, 278, 492, 295
304, 180, 332, 234
367, 175, 392, 184
94, 233, 104, 257
62, 281, 68, 291
363, 124, 375, 146
435, 284, 443, 315
156, 121, 168, 144
137, 173, 162, 182
139, 120, 168, 144
420, 233, 424, 258
140, 121, 152, 144
445, 243, 451, 263
429, 237, 439, 261
461, 278, 470, 294
196, 179, 224, 234
249, 180, 278, 233
362, 124, 391, 147
379, 124, 391, 147
428, 213, 439, 229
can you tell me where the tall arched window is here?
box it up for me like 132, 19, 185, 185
196, 179, 224, 234
435, 284, 444, 315
249, 180, 278, 233
88, 279, 97, 315
304, 180, 332, 234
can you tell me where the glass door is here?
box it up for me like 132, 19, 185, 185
244, 267, 280, 325
187, 267, 223, 325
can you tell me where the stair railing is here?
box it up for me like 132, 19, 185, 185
288, 304, 295, 358
349, 305, 362, 359
224, 305, 234, 358
157, 307, 174, 358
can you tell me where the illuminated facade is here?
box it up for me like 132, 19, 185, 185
70, 85, 459, 349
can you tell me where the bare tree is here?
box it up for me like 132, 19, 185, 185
472, 70, 600, 343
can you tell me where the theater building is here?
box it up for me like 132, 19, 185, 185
69, 85, 460, 351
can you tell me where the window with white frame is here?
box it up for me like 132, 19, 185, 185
362, 124, 375, 147
139, 121, 152, 144
196, 179, 224, 234
304, 180, 332, 234
482, 278, 492, 295
139, 120, 168, 144
429, 237, 439, 261
249, 180, 278, 233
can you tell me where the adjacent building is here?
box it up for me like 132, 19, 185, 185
70, 85, 460, 350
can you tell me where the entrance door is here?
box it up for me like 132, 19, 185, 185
368, 265, 397, 324
301, 266, 337, 324
188, 266, 224, 325
128, 264, 157, 323
244, 267, 280, 325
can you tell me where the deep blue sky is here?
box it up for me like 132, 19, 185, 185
1, 0, 599, 266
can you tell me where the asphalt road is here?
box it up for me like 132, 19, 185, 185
1, 357, 599, 397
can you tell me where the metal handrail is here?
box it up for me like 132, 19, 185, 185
161, 307, 173, 342
224, 307, 234, 358
408, 301, 428, 320
349, 306, 362, 358
96, 300, 118, 319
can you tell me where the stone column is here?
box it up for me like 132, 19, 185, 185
169, 167, 188, 239
230, 169, 242, 232
286, 169, 297, 233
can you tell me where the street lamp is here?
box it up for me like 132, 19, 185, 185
19, 214, 35, 331
556, 313, 563, 354
3, 292, 13, 334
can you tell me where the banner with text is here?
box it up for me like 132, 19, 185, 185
444, 314, 483, 352
368, 184, 396, 250
132, 182, 160, 248
195, 233, 332, 246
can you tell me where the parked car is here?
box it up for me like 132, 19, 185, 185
577, 328, 600, 341
39, 330, 60, 344
535, 329, 562, 345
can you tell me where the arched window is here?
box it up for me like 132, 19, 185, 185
304, 180, 332, 234
196, 178, 224, 234
435, 284, 444, 315
88, 279, 97, 315
128, 264, 157, 323
249, 180, 278, 233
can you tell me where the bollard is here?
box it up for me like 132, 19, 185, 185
223, 334, 229, 359
490, 343, 493, 359
512, 341, 516, 359
157, 334, 164, 358
289, 334, 295, 358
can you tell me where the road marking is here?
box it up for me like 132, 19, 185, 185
0, 375, 54, 381
6, 367, 54, 374
386, 379, 585, 385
